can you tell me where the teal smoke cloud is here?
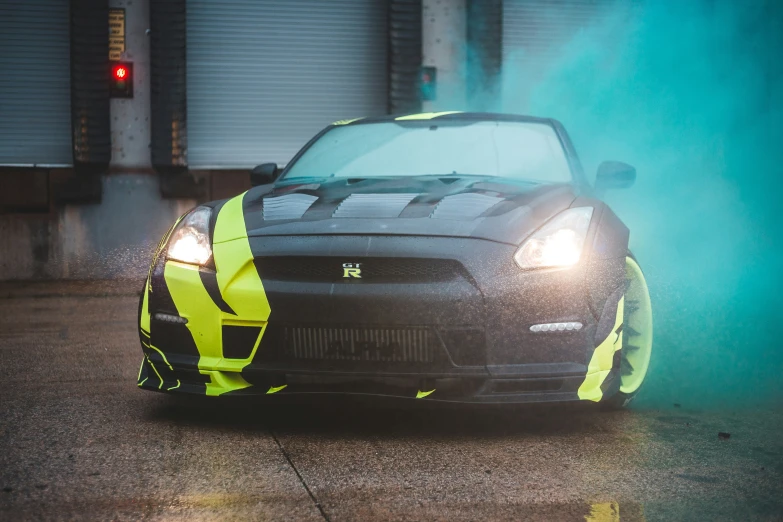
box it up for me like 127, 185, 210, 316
499, 0, 782, 408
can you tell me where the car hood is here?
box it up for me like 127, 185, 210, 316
237, 176, 578, 246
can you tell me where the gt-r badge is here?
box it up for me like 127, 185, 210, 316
343, 262, 362, 278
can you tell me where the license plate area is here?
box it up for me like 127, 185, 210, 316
283, 326, 436, 364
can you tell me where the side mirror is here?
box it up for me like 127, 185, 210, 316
250, 163, 280, 186
595, 161, 636, 192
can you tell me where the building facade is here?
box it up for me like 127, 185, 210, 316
0, 0, 685, 279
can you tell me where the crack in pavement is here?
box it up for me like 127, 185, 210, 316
270, 429, 330, 522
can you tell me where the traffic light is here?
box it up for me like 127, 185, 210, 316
109, 62, 133, 98
421, 66, 437, 101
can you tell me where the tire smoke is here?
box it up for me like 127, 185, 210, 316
497, 0, 783, 408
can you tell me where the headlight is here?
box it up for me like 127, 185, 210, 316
514, 207, 594, 270
167, 206, 213, 265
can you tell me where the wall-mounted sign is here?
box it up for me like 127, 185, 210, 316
109, 8, 125, 61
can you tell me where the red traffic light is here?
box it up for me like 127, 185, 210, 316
113, 65, 128, 80
109, 61, 133, 98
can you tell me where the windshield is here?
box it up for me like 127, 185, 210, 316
282, 120, 573, 183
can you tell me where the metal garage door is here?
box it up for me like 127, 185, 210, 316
502, 0, 612, 104
187, 0, 389, 169
0, 0, 71, 166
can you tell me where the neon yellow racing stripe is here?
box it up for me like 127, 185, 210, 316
143, 342, 174, 371
145, 355, 165, 390
578, 296, 624, 402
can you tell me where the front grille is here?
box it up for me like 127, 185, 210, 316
255, 257, 464, 283
284, 326, 435, 363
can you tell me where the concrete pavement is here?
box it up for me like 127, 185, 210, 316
0, 282, 781, 521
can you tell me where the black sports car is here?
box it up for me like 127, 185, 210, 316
138, 111, 653, 407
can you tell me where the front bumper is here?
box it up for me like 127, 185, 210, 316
137, 353, 621, 404
140, 197, 626, 404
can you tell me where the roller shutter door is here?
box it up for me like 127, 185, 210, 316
502, 0, 612, 102
0, 1, 71, 166
187, 0, 389, 168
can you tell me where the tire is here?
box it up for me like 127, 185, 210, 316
603, 254, 653, 409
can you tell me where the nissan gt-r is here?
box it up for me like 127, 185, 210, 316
137, 111, 653, 408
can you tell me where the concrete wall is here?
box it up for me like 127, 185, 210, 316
0, 0, 194, 280
1, 0, 471, 280
0, 176, 194, 281
0, 214, 58, 280
60, 176, 194, 279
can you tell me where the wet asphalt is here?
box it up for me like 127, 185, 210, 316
0, 281, 781, 521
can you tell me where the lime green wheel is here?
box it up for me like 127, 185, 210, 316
607, 255, 653, 408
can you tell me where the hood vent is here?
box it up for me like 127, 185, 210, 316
430, 192, 504, 220
333, 193, 419, 218
262, 194, 319, 221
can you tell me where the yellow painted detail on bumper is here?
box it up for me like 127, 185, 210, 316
266, 385, 287, 394
197, 369, 252, 397
146, 355, 165, 390
395, 111, 462, 120
416, 389, 435, 399
140, 277, 151, 334
164, 260, 253, 396
163, 192, 271, 396
145, 343, 174, 370
164, 261, 222, 362
578, 296, 624, 402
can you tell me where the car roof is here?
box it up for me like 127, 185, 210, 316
332, 111, 559, 126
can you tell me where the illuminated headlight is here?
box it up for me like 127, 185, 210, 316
514, 207, 594, 270
167, 206, 213, 265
